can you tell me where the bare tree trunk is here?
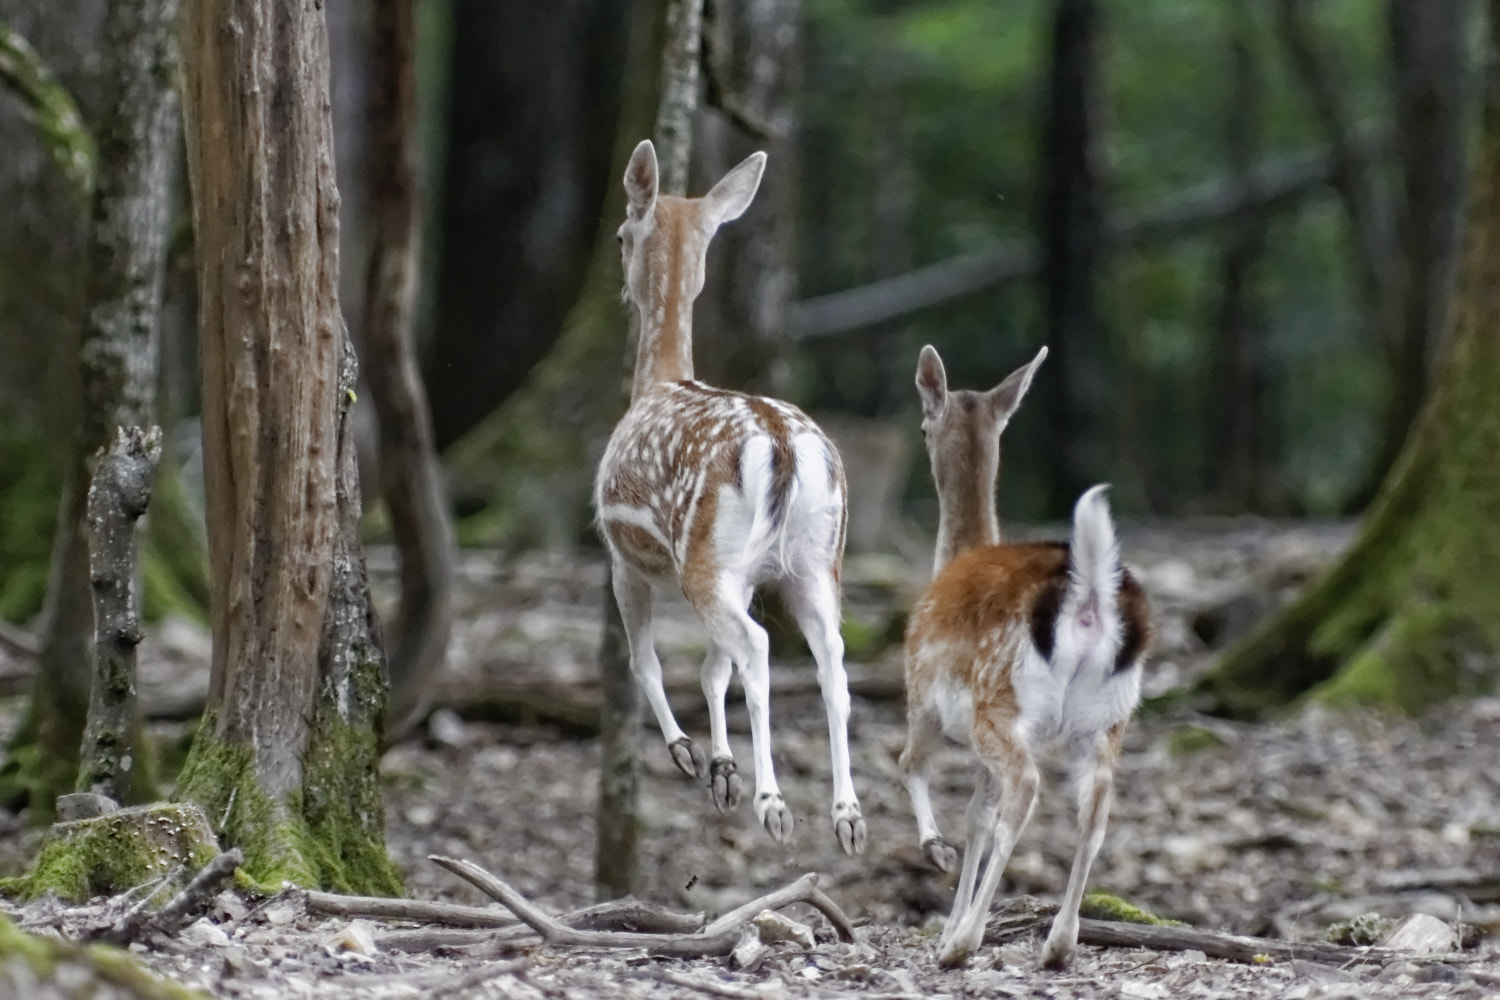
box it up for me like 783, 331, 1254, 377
692, 0, 801, 396
1207, 0, 1272, 510
174, 0, 399, 894
427, 1, 632, 449
361, 0, 454, 743
79, 426, 161, 799
597, 0, 704, 901
3, 0, 176, 820
1037, 0, 1107, 514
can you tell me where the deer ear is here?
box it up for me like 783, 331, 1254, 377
916, 345, 948, 421
624, 139, 659, 220
988, 345, 1047, 424
703, 151, 766, 227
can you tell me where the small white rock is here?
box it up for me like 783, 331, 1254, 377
751, 909, 816, 950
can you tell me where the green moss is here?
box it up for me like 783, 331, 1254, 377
3, 802, 219, 903
175, 704, 400, 896
0, 421, 62, 626
1324, 913, 1395, 946
0, 913, 210, 999
1079, 891, 1183, 926
1165, 724, 1229, 757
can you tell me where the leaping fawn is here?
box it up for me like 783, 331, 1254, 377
900, 345, 1152, 967
594, 140, 865, 855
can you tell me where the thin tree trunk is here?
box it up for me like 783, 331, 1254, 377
1207, 0, 1271, 510
1200, 6, 1500, 716
174, 0, 399, 893
597, 0, 704, 901
692, 0, 801, 396
1037, 0, 1107, 515
78, 426, 161, 799
3, 0, 177, 820
361, 0, 454, 743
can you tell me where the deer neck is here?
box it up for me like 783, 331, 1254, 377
629, 200, 697, 404
932, 437, 1002, 575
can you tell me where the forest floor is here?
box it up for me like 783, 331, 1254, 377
3, 518, 1500, 998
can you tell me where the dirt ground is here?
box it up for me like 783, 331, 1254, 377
4, 519, 1500, 998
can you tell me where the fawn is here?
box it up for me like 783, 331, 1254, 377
593, 140, 865, 855
900, 344, 1151, 967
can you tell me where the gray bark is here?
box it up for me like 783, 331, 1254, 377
3, 0, 177, 817
360, 0, 455, 743
79, 425, 161, 800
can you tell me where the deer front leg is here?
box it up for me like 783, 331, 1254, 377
611, 558, 705, 779
1040, 723, 1126, 969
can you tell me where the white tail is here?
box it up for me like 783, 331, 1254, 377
900, 346, 1151, 968
594, 140, 865, 855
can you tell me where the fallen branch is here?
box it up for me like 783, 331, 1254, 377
305, 889, 519, 929
982, 903, 1404, 966
104, 848, 241, 944
702, 872, 857, 944
0, 619, 38, 662
429, 856, 856, 956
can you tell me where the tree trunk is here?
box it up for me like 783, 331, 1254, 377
1199, 5, 1500, 716
427, 0, 632, 450
1037, 0, 1107, 515
360, 0, 455, 743
1206, 0, 1272, 510
173, 0, 400, 894
596, 0, 704, 902
78, 426, 161, 800
692, 0, 801, 397
1353, 0, 1475, 507
2, 0, 176, 820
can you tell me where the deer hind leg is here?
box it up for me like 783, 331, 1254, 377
1040, 721, 1126, 969
781, 570, 865, 855
698, 585, 793, 843
610, 557, 705, 779
938, 722, 1039, 969
899, 700, 954, 871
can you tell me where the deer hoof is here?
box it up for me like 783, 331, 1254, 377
833, 802, 866, 855
936, 923, 981, 969
709, 756, 742, 811
1039, 935, 1074, 970
922, 836, 958, 873
755, 792, 794, 843
669, 737, 707, 779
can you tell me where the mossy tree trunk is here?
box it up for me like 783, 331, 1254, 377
174, 0, 400, 895
1199, 4, 1500, 716
2, 0, 176, 820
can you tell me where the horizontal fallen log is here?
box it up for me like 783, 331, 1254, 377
984, 901, 1470, 967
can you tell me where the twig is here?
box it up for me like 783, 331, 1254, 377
430, 855, 741, 957
638, 967, 767, 1000
149, 848, 243, 935
701, 873, 858, 944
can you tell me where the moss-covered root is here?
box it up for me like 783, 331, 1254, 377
0, 802, 219, 903
1, 913, 209, 999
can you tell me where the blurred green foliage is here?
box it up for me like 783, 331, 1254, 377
799, 0, 1394, 519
